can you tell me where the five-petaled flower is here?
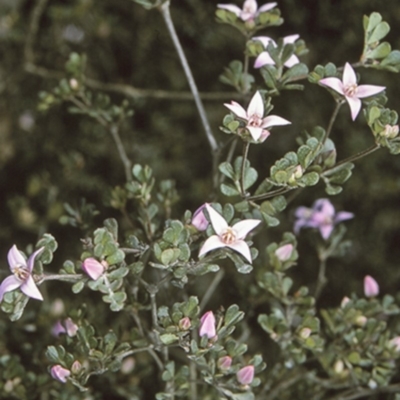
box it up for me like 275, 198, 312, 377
294, 199, 353, 240
319, 62, 385, 121
199, 204, 260, 263
0, 245, 44, 302
217, 0, 276, 22
253, 34, 300, 68
224, 91, 291, 142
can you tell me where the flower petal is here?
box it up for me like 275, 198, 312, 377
199, 311, 216, 338
254, 52, 275, 68
253, 36, 274, 47
345, 95, 362, 121
199, 235, 226, 258
319, 77, 344, 95
26, 247, 45, 272
356, 84, 385, 98
206, 204, 229, 236
319, 224, 334, 240
247, 91, 264, 117
0, 275, 22, 302
20, 275, 43, 300
262, 115, 291, 128
7, 245, 27, 270
313, 199, 335, 217
335, 211, 354, 223
342, 62, 357, 87
284, 54, 300, 68
257, 2, 277, 13
217, 4, 242, 16
283, 34, 300, 44
232, 219, 260, 240
224, 101, 248, 120
247, 126, 263, 141
227, 240, 252, 263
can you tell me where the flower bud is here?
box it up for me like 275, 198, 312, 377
69, 78, 79, 90
364, 275, 379, 298
179, 317, 191, 331
82, 258, 105, 280
275, 244, 293, 262
340, 296, 350, 307
64, 318, 78, 337
121, 357, 135, 374
236, 365, 254, 385
288, 165, 303, 184
380, 124, 399, 139
389, 336, 400, 351
299, 327, 311, 339
199, 311, 216, 339
71, 360, 82, 374
218, 356, 232, 371
50, 365, 71, 383
191, 204, 209, 231
355, 315, 367, 327
334, 360, 344, 374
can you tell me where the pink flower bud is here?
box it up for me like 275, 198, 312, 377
82, 258, 105, 280
341, 296, 350, 307
218, 356, 232, 371
199, 311, 216, 339
71, 360, 82, 374
364, 275, 379, 298
389, 336, 400, 351
275, 244, 293, 262
236, 365, 254, 385
50, 365, 71, 383
64, 318, 78, 337
179, 317, 191, 331
191, 204, 209, 231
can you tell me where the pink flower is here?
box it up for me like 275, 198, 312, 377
199, 311, 217, 339
191, 204, 209, 231
294, 199, 353, 240
217, 0, 277, 22
82, 258, 105, 280
254, 35, 300, 68
319, 62, 385, 121
364, 275, 379, 298
50, 365, 71, 383
0, 245, 44, 302
237, 365, 255, 385
199, 204, 260, 263
224, 91, 291, 142
275, 244, 293, 262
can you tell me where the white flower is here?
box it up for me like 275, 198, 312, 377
199, 204, 260, 263
254, 34, 300, 68
224, 91, 291, 142
319, 62, 385, 120
217, 0, 277, 22
0, 245, 44, 302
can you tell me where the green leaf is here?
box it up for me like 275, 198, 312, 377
72, 281, 85, 294
367, 42, 391, 59
282, 63, 309, 82
160, 333, 179, 345
219, 162, 235, 179
368, 21, 390, 44
366, 12, 382, 33
221, 183, 240, 197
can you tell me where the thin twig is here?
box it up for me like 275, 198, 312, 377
314, 258, 327, 301
159, 1, 218, 153
240, 142, 250, 197
323, 100, 344, 143
199, 269, 225, 312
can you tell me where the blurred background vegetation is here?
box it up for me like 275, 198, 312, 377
1, 0, 400, 395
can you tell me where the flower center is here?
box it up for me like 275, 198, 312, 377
12, 265, 30, 282
344, 84, 358, 97
221, 228, 237, 245
248, 114, 262, 127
